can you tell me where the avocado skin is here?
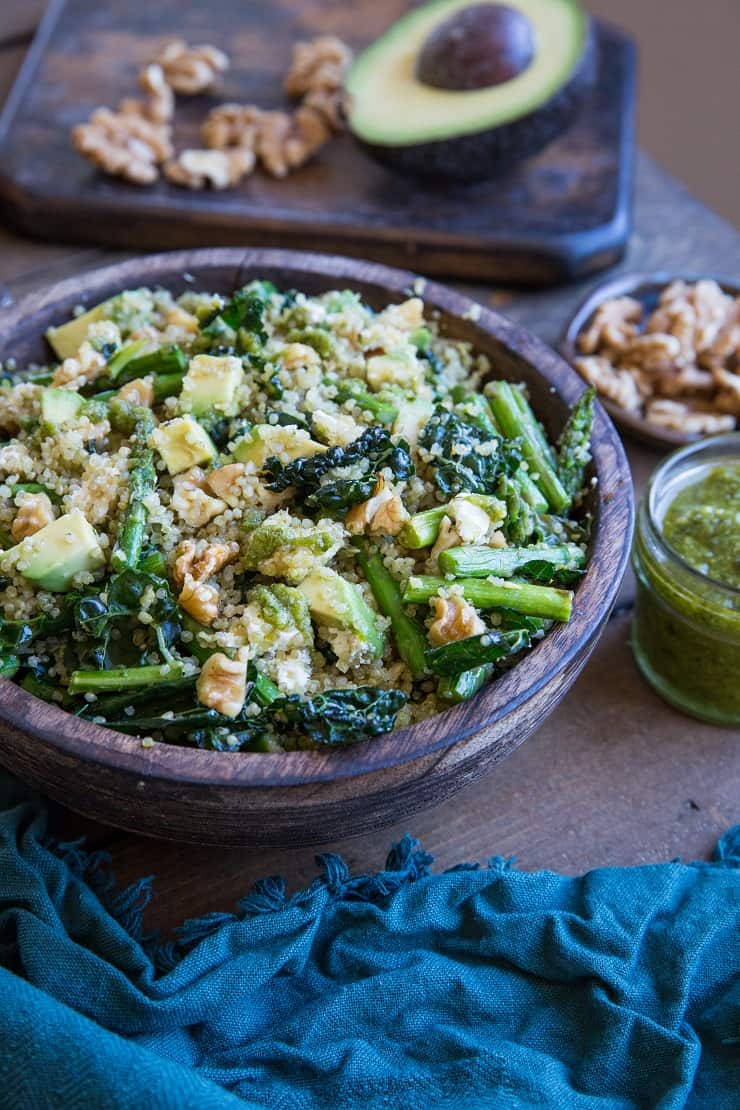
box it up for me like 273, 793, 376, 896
356, 22, 597, 184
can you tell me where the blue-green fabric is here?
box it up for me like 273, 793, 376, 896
0, 776, 738, 1109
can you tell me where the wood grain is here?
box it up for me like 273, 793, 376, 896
0, 0, 635, 283
0, 247, 633, 846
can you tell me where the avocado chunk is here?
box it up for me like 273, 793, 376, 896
366, 347, 423, 392
1, 509, 104, 592
346, 0, 594, 182
241, 512, 344, 583
232, 424, 326, 469
392, 397, 434, 448
298, 568, 384, 658
179, 354, 244, 418
149, 415, 217, 475
45, 300, 112, 360
40, 388, 85, 427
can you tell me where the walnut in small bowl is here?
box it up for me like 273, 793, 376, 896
562, 275, 740, 448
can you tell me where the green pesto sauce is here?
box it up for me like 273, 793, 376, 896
662, 464, 740, 590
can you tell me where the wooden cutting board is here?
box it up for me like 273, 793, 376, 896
0, 0, 636, 285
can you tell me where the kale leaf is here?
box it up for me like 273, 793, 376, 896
0, 598, 77, 654
275, 687, 409, 745
419, 407, 521, 498
262, 426, 414, 513
197, 281, 276, 352
515, 560, 586, 587
74, 568, 180, 669
188, 685, 408, 749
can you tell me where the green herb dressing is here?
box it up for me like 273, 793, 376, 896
662, 464, 740, 590
631, 441, 740, 727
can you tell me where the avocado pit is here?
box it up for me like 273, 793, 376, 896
416, 3, 536, 91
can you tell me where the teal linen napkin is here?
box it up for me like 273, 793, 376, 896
0, 774, 737, 1109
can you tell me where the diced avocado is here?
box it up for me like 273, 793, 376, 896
392, 397, 434, 447
149, 415, 217, 475
1, 509, 104, 592
40, 388, 84, 427
241, 512, 344, 583
45, 300, 112, 360
366, 346, 422, 391
245, 583, 313, 652
232, 423, 326, 469
346, 0, 593, 183
179, 354, 244, 417
298, 567, 384, 658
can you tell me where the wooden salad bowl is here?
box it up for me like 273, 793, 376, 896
0, 249, 634, 846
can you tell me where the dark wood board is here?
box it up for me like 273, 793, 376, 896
0, 0, 636, 284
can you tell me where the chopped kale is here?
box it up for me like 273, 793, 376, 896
262, 426, 414, 512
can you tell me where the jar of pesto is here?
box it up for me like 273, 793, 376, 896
632, 433, 740, 726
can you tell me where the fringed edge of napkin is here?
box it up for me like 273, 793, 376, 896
49, 826, 740, 976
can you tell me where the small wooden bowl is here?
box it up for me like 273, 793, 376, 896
0, 248, 633, 847
560, 271, 740, 452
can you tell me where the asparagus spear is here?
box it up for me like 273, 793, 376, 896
110, 407, 157, 572
105, 707, 222, 733
487, 381, 569, 513
438, 542, 585, 579
399, 506, 448, 548
354, 546, 428, 676
510, 384, 556, 463
557, 387, 595, 501
106, 339, 149, 382
69, 661, 184, 694
399, 494, 505, 549
512, 465, 548, 513
115, 344, 188, 383
248, 664, 282, 707
77, 675, 198, 719
334, 379, 398, 426
403, 576, 573, 622
497, 474, 535, 545
437, 665, 493, 704
85, 345, 188, 396
151, 371, 187, 402
450, 386, 500, 437
426, 628, 529, 676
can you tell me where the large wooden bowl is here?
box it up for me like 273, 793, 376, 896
0, 249, 633, 846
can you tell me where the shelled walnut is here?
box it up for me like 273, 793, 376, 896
574, 279, 740, 435
164, 148, 255, 190
71, 33, 353, 188
72, 106, 173, 185
153, 40, 229, 95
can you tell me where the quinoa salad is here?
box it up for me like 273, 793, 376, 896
0, 281, 594, 751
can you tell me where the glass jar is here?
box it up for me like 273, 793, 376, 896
631, 433, 740, 726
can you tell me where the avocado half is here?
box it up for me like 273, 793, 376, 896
346, 0, 596, 183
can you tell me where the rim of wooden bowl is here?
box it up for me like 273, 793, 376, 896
559, 270, 740, 452
0, 248, 634, 790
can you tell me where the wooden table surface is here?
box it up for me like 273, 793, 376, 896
0, 8, 738, 936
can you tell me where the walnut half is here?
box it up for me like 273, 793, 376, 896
428, 595, 486, 646
164, 148, 255, 190
11, 492, 56, 542
154, 40, 229, 95
72, 106, 173, 185
196, 653, 248, 718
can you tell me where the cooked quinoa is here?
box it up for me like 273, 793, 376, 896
0, 281, 594, 751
